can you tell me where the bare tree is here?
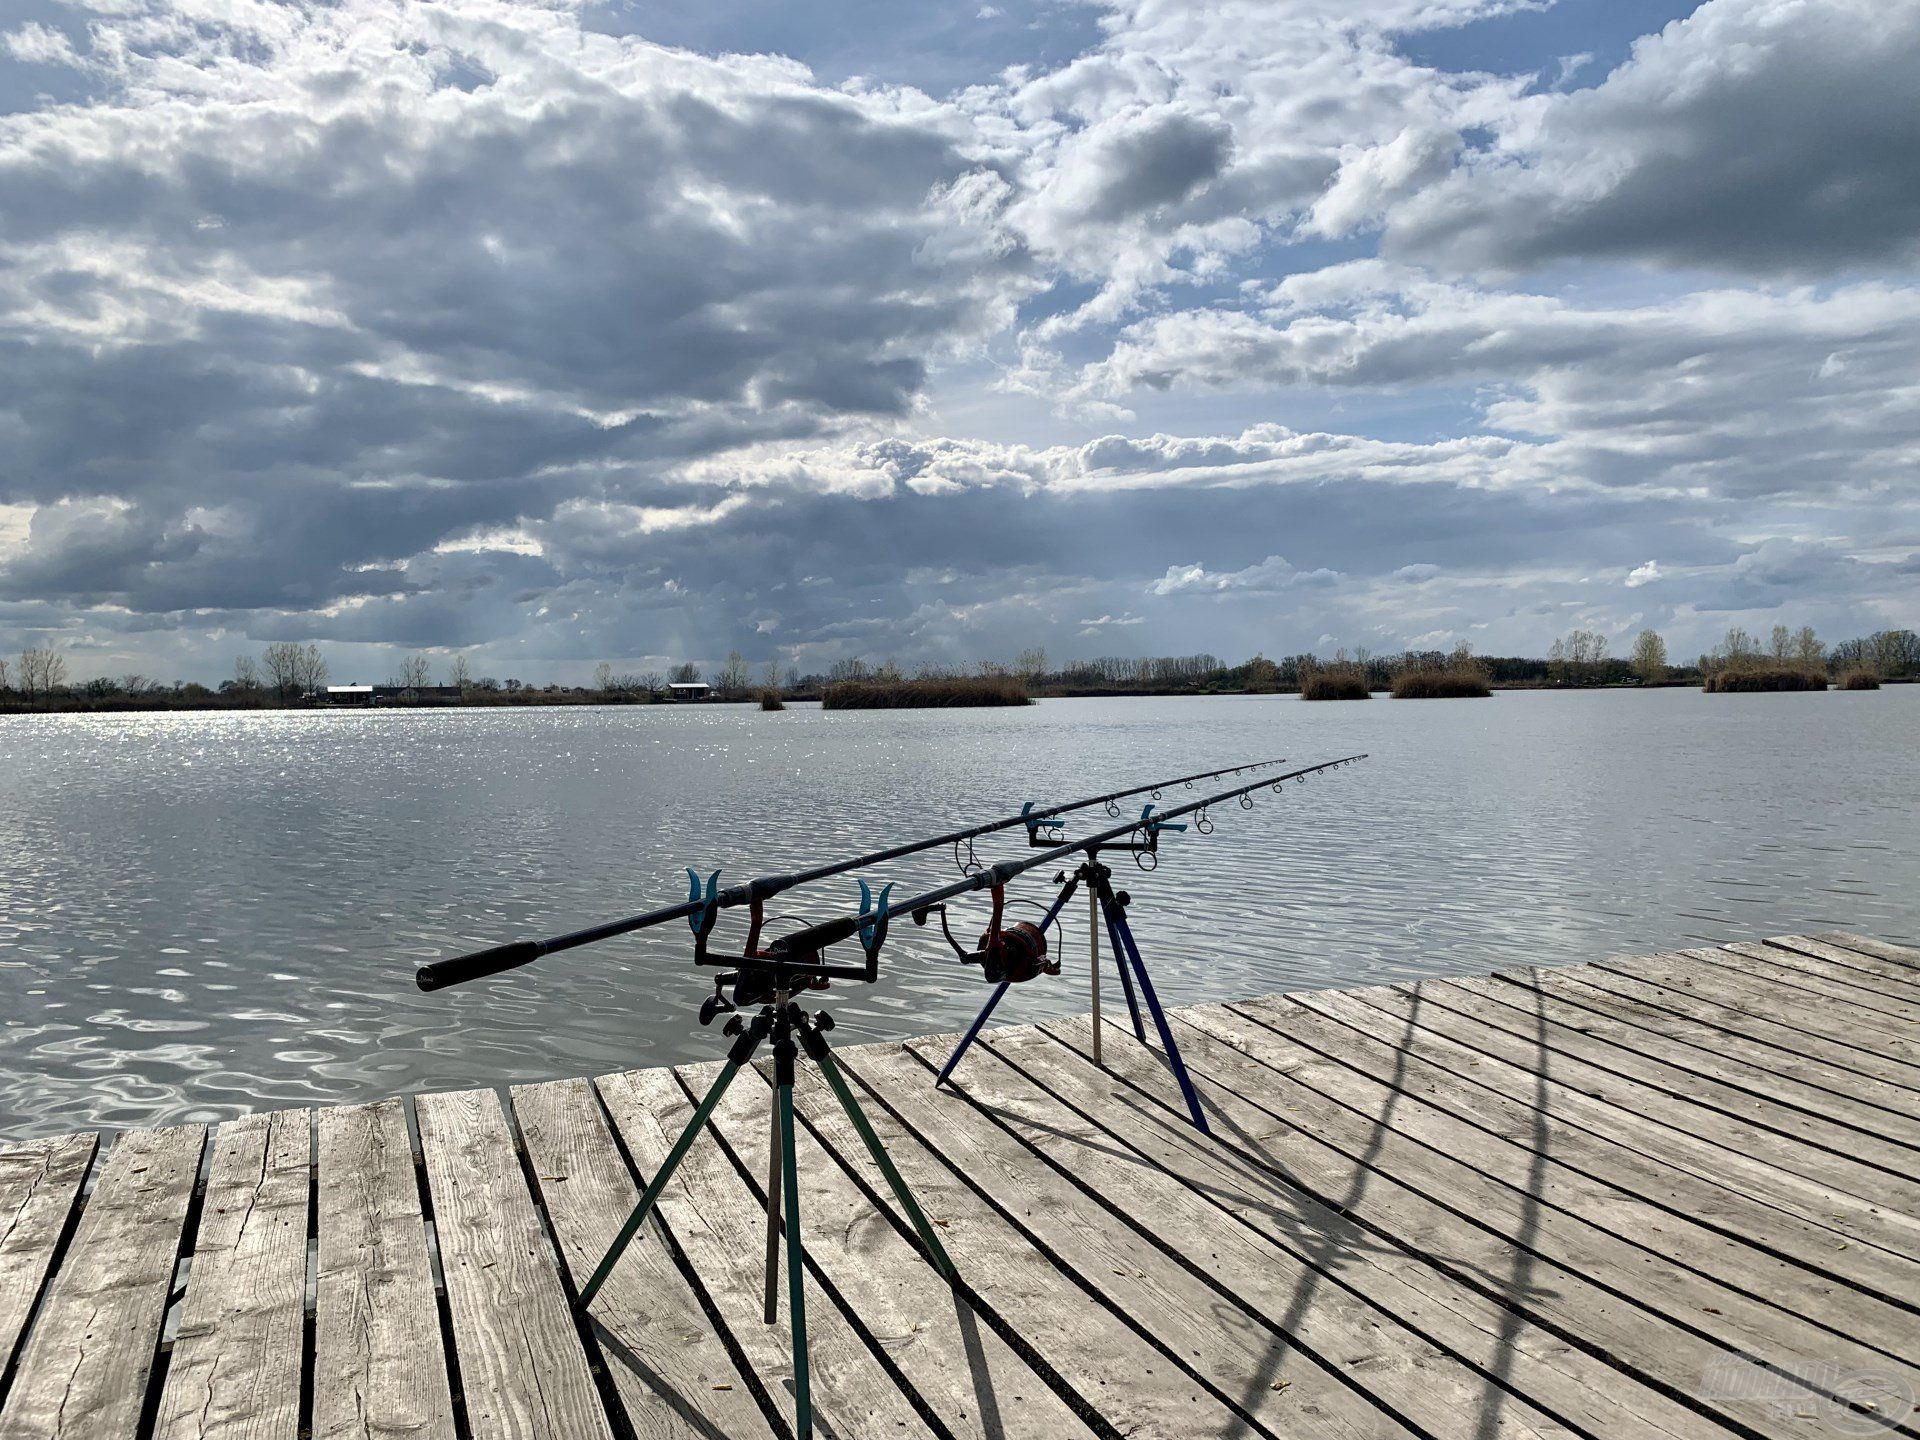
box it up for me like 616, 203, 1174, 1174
447, 653, 473, 691
1630, 630, 1668, 684
719, 650, 750, 697
593, 661, 614, 692
261, 642, 302, 700
232, 655, 260, 693
394, 654, 433, 689
1792, 626, 1823, 670
636, 671, 663, 695
294, 644, 329, 694
761, 657, 782, 692
1015, 647, 1047, 684
670, 661, 701, 684
1769, 624, 1792, 661
0, 655, 10, 691
1701, 626, 1758, 676
18, 648, 67, 698
1869, 628, 1919, 677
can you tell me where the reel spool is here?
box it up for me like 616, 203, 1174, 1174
976, 920, 1057, 985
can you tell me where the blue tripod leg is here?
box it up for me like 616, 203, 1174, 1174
935, 981, 1010, 1087
1106, 901, 1211, 1135
1102, 902, 1146, 1040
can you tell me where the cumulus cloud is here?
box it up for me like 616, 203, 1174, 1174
1081, 266, 1920, 497
1383, 0, 1920, 275
1149, 554, 1341, 595
1626, 560, 1661, 587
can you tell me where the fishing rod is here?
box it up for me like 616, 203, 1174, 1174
758, 753, 1367, 971
413, 754, 1291, 991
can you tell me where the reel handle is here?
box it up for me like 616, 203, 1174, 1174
415, 940, 543, 991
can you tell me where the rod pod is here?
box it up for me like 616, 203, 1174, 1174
576, 999, 954, 1440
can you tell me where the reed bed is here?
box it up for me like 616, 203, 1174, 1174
758, 689, 787, 710
1836, 667, 1882, 690
1391, 658, 1492, 699
1702, 666, 1828, 692
821, 676, 1031, 709
1300, 664, 1371, 700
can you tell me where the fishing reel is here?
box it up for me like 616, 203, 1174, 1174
913, 883, 1061, 985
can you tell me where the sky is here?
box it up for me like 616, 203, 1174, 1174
1, 0, 1916, 685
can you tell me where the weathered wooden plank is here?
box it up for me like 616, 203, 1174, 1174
1437, 972, 1920, 1178
1758, 936, 1920, 1006
155, 1110, 311, 1440
1496, 965, 1920, 1141
1818, 932, 1920, 967
0, 1132, 96, 1387
1694, 944, 1920, 1045
916, 1035, 1581, 1440
597, 1065, 931, 1440
312, 1099, 456, 1440
976, 1023, 1734, 1440
1605, 951, 1920, 1080
1560, 960, 1920, 1114
1130, 1004, 1920, 1415
840, 1041, 1422, 1440
0, 1123, 204, 1440
415, 1088, 614, 1440
701, 1060, 1098, 1440
1319, 983, 1920, 1266
509, 1076, 776, 1440
1231, 990, 1920, 1313
783, 1041, 1252, 1440
1390, 976, 1914, 1204
1490, 963, 1920, 1144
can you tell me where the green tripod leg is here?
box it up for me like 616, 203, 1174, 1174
578, 1007, 774, 1310
774, 1021, 813, 1439
798, 1018, 956, 1280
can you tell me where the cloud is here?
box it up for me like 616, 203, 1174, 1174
1045, 107, 1235, 225
1149, 554, 1341, 595
0, 0, 1034, 616
1625, 560, 1661, 587
2, 0, 1917, 680
1383, 0, 1920, 275
1081, 266, 1920, 497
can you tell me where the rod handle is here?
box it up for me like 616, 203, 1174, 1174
416, 940, 544, 991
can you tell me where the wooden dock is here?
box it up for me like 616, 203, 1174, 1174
2, 931, 1916, 1439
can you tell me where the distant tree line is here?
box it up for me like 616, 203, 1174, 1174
4, 626, 1916, 712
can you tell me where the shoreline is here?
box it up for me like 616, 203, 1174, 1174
5, 674, 1916, 717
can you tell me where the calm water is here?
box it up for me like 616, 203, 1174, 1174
1, 689, 1914, 1136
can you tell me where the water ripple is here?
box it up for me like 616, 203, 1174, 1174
2, 689, 1916, 1135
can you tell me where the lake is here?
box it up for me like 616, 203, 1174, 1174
2, 688, 1915, 1136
